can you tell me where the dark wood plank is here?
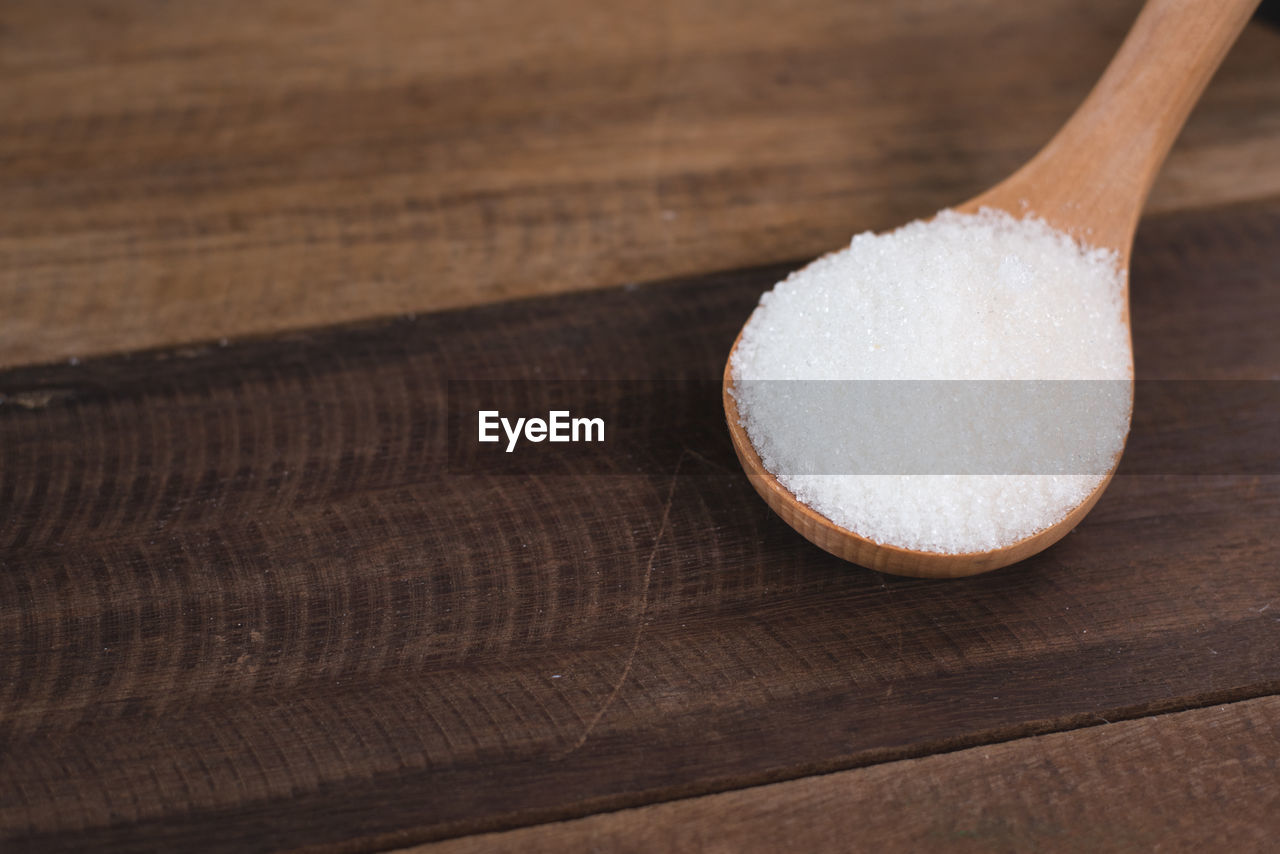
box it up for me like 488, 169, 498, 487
1, 198, 1279, 852
2, 0, 1280, 368
422, 695, 1280, 853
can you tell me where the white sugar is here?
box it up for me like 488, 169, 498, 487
730, 208, 1132, 555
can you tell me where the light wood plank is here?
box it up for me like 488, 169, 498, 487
2, 1, 1278, 367
421, 696, 1280, 853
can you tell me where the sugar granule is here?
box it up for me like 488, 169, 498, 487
729, 208, 1133, 554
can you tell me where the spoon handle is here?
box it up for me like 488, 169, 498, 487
967, 0, 1260, 252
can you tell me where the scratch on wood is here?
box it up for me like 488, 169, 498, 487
680, 444, 733, 474
0, 389, 74, 409
558, 452, 685, 758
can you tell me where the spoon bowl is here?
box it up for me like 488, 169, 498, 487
723, 0, 1260, 577
722, 353, 1118, 577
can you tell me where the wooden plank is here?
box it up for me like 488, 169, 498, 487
420, 695, 1280, 853
1, 198, 1277, 851
2, 0, 1279, 368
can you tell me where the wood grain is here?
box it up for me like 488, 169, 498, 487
1, 198, 1277, 852
2, 0, 1280, 368
422, 695, 1280, 854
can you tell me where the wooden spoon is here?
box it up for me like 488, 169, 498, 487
723, 0, 1261, 578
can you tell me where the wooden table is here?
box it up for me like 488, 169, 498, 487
2, 1, 1279, 850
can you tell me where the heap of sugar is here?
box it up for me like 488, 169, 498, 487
729, 208, 1132, 554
